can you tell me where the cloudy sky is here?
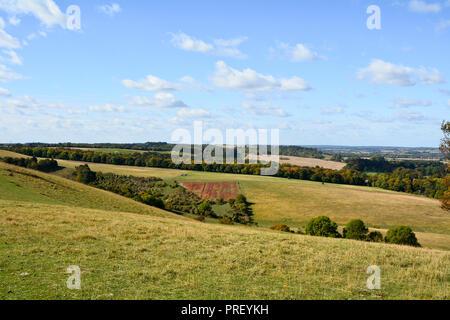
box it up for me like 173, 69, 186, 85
0, 0, 449, 146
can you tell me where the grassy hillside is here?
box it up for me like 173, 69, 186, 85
0, 162, 172, 218
0, 200, 448, 299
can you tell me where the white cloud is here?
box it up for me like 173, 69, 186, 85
212, 61, 311, 92
408, 0, 441, 13
2, 49, 22, 65
170, 33, 213, 53
242, 101, 289, 117
0, 86, 11, 96
448, 99, 450, 107
275, 42, 324, 62
0, 0, 66, 28
0, 63, 23, 82
0, 29, 20, 49
88, 104, 124, 113
357, 59, 444, 86
396, 110, 426, 122
170, 33, 247, 58
177, 108, 210, 118
129, 93, 188, 108
392, 98, 431, 108
122, 75, 181, 91
9, 16, 20, 26
99, 3, 121, 17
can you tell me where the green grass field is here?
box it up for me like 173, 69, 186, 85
0, 163, 448, 300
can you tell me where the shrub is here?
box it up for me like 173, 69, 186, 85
385, 226, 420, 247
193, 216, 205, 222
270, 224, 291, 233
75, 165, 96, 184
138, 193, 165, 209
367, 231, 383, 242
198, 200, 214, 217
305, 216, 341, 238
218, 217, 234, 225
343, 219, 368, 240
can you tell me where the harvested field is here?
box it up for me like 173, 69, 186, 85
248, 154, 346, 170
182, 182, 240, 200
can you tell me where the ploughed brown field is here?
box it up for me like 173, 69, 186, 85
182, 182, 240, 200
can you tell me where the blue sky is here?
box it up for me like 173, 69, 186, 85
0, 0, 449, 146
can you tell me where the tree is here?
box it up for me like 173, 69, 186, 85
439, 121, 450, 211
367, 231, 383, 242
75, 164, 96, 184
385, 226, 420, 247
305, 216, 341, 238
343, 219, 368, 240
198, 200, 214, 217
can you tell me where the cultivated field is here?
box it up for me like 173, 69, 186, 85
182, 182, 240, 200
0, 164, 448, 299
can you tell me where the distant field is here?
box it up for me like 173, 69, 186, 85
248, 154, 346, 170
0, 165, 448, 299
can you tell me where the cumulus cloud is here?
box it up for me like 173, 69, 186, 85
357, 59, 444, 86
122, 75, 182, 91
99, 3, 121, 17
212, 61, 311, 92
170, 32, 247, 58
391, 98, 431, 108
0, 0, 66, 28
88, 104, 124, 113
0, 63, 23, 82
242, 101, 289, 117
275, 42, 324, 62
408, 0, 441, 13
177, 108, 210, 118
0, 86, 11, 96
2, 49, 22, 65
129, 93, 188, 108
9, 16, 20, 26
0, 19, 20, 49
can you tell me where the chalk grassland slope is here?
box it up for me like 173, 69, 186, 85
0, 201, 448, 299
248, 154, 346, 170
43, 155, 450, 235
0, 162, 172, 218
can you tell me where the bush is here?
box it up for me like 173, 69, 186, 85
367, 231, 383, 242
385, 226, 420, 247
218, 217, 234, 225
270, 224, 291, 233
138, 193, 165, 209
75, 165, 96, 184
193, 216, 205, 222
343, 219, 368, 240
198, 200, 214, 217
305, 216, 341, 238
